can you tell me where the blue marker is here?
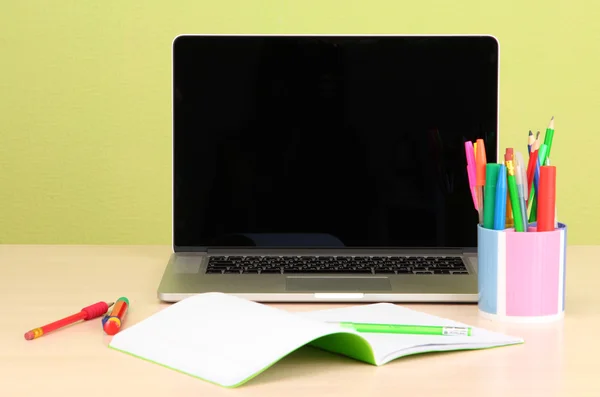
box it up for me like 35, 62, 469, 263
493, 164, 507, 230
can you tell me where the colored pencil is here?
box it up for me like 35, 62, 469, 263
515, 151, 528, 231
533, 144, 548, 201
526, 150, 538, 202
543, 117, 555, 158
527, 130, 534, 154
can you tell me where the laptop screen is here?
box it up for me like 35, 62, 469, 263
173, 35, 499, 251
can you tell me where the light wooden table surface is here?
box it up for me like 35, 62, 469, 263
2, 245, 599, 397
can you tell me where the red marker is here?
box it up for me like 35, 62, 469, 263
537, 166, 556, 232
24, 301, 113, 340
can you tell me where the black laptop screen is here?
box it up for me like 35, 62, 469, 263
173, 35, 498, 251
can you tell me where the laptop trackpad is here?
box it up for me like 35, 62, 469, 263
285, 277, 391, 292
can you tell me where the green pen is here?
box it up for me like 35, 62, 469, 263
330, 321, 472, 336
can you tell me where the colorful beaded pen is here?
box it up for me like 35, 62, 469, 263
102, 296, 129, 335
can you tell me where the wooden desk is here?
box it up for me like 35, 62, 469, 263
2, 245, 599, 396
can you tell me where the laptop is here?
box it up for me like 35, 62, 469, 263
158, 34, 499, 303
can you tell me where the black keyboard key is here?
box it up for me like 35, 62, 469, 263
260, 268, 282, 274
209, 266, 231, 271
372, 263, 389, 268
415, 271, 433, 274
209, 261, 233, 267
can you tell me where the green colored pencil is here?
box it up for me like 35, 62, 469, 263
543, 116, 555, 158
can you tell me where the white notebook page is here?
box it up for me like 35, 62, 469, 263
300, 303, 523, 365
109, 293, 341, 387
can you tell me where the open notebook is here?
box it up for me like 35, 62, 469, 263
109, 293, 523, 387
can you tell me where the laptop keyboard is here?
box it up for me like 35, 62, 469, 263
205, 255, 468, 275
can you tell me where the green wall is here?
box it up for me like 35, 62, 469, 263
2, 1, 599, 245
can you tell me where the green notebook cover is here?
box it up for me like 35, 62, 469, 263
108, 293, 523, 388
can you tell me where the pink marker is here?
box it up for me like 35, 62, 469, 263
464, 141, 478, 209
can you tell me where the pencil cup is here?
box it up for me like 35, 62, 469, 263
477, 223, 567, 323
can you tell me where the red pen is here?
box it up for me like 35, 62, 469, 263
24, 301, 113, 340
